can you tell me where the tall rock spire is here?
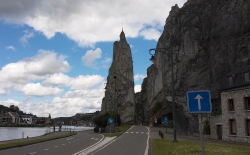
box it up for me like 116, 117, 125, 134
120, 29, 126, 42
101, 30, 135, 124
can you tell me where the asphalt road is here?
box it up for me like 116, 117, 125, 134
91, 126, 149, 155
0, 132, 103, 155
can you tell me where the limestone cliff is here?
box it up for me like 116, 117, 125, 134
141, 0, 250, 134
101, 30, 135, 124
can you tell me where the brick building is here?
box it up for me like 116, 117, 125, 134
210, 66, 250, 143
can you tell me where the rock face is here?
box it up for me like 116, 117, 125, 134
141, 0, 250, 134
101, 30, 135, 124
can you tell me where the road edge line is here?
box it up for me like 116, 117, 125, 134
144, 126, 150, 155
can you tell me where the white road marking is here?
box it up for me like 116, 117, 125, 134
144, 127, 150, 155
30, 152, 36, 154
131, 132, 133, 133
72, 136, 114, 155
68, 142, 71, 143
125, 132, 129, 133
141, 132, 144, 134
44, 148, 49, 151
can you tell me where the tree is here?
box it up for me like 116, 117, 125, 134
10, 105, 15, 111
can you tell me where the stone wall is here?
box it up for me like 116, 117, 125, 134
209, 115, 222, 140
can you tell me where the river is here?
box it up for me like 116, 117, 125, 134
0, 126, 94, 141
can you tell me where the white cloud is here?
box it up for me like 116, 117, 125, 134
103, 58, 112, 63
139, 28, 162, 40
0, 86, 104, 117
21, 83, 63, 97
0, 50, 71, 97
0, 0, 186, 47
82, 48, 102, 68
134, 74, 146, 82
19, 31, 34, 46
6, 46, 16, 51
42, 73, 71, 87
70, 75, 104, 90
134, 85, 141, 93
0, 50, 71, 84
43, 73, 104, 90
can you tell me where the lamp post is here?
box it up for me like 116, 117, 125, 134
149, 47, 178, 142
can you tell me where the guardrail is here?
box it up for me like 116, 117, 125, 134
45, 128, 51, 134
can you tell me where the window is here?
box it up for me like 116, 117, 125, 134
245, 72, 249, 82
228, 77, 233, 86
228, 99, 235, 111
245, 97, 250, 110
246, 119, 250, 136
229, 119, 236, 135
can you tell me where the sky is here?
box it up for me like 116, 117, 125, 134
0, 0, 186, 118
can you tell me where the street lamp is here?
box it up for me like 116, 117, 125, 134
149, 47, 178, 142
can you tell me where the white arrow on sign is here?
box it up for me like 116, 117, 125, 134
194, 94, 203, 111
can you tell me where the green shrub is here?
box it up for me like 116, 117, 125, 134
94, 126, 99, 133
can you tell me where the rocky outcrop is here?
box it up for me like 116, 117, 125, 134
141, 0, 250, 134
101, 30, 135, 124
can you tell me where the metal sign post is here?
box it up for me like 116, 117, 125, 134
199, 114, 205, 155
108, 118, 114, 134
187, 90, 212, 155
163, 116, 169, 134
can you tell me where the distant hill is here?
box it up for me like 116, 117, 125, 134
0, 104, 34, 116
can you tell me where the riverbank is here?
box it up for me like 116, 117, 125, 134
0, 123, 51, 127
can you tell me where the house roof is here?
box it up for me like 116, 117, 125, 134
9, 112, 19, 117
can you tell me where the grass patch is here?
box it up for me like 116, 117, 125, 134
153, 139, 250, 155
0, 132, 76, 150
117, 124, 130, 132
103, 125, 131, 137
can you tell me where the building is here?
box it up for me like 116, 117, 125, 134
210, 66, 250, 143
20, 115, 33, 124
2, 112, 20, 124
44, 114, 52, 125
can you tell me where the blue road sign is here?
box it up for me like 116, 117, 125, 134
163, 116, 169, 126
108, 118, 114, 124
186, 90, 212, 113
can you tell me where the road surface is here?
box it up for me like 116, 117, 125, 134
0, 132, 103, 155
92, 126, 149, 155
